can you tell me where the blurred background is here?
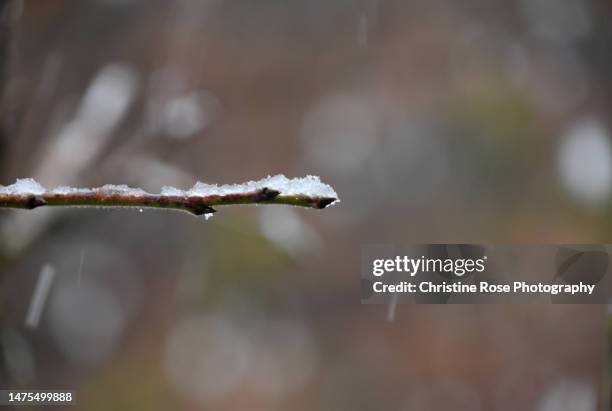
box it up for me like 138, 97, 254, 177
0, 0, 611, 409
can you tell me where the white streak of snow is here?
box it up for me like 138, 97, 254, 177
0, 175, 338, 201
0, 178, 46, 195
187, 175, 338, 199
25, 264, 56, 329
97, 184, 148, 195
160, 186, 186, 196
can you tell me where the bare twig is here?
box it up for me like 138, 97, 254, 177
0, 0, 22, 387
0, 184, 338, 216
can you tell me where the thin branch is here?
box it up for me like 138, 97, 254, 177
0, 188, 336, 215
0, 176, 339, 216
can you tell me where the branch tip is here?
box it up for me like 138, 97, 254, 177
316, 197, 336, 209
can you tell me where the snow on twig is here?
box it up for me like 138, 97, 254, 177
0, 175, 339, 217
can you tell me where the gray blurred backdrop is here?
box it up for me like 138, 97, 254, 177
1, 1, 611, 410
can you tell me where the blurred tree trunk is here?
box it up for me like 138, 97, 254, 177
0, 0, 18, 160
0, 0, 19, 386
607, 314, 612, 410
